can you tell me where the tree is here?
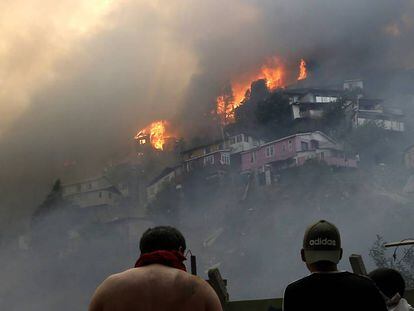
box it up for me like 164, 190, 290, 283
32, 179, 63, 221
369, 235, 414, 288
254, 91, 293, 139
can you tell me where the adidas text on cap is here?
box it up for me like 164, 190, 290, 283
303, 220, 342, 264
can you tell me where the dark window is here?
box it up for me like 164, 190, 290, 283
244, 135, 249, 142
108, 192, 112, 199
250, 152, 256, 163
99, 192, 102, 198
311, 140, 319, 149
236, 135, 242, 143
301, 142, 309, 151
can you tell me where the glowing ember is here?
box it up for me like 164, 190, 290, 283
215, 57, 286, 124
297, 58, 307, 80
134, 120, 169, 150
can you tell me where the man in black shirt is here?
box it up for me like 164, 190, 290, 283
283, 220, 387, 311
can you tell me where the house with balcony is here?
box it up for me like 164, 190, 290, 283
62, 176, 122, 208
183, 148, 231, 179
284, 88, 343, 120
240, 131, 357, 185
353, 98, 404, 132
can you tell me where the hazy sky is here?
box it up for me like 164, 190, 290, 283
1, 0, 414, 230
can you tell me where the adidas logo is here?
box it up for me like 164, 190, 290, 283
309, 237, 337, 246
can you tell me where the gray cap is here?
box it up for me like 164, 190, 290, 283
303, 220, 342, 264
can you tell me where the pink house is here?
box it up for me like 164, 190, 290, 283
241, 131, 357, 173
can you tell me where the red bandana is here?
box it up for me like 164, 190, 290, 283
134, 250, 187, 271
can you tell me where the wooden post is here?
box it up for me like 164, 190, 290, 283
190, 255, 197, 275
349, 254, 367, 275
208, 268, 229, 306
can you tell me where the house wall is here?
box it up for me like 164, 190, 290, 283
356, 117, 405, 132
182, 142, 224, 161
228, 134, 258, 154
184, 151, 231, 173
146, 171, 176, 202
63, 178, 112, 196
65, 189, 119, 208
405, 147, 414, 170
241, 132, 351, 171
241, 136, 298, 170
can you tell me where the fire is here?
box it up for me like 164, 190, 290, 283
216, 57, 285, 124
297, 59, 307, 80
134, 120, 169, 150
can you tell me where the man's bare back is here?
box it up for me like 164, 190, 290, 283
89, 264, 222, 311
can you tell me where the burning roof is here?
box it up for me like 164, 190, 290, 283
134, 120, 171, 151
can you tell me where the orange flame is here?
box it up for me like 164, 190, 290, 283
216, 57, 285, 124
134, 120, 169, 150
297, 59, 307, 80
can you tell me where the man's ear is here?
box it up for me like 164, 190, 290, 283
178, 246, 184, 254
301, 249, 306, 262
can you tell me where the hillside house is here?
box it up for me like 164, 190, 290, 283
183, 148, 231, 176
241, 131, 357, 185
404, 145, 414, 170
62, 176, 122, 208
353, 98, 404, 132
343, 79, 364, 92
284, 88, 343, 120
146, 166, 182, 202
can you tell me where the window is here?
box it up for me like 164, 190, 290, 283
203, 155, 215, 166
236, 135, 242, 143
99, 192, 102, 198
244, 135, 249, 142
205, 146, 210, 154
88, 183, 92, 189
301, 142, 309, 151
229, 137, 236, 144
288, 140, 293, 151
108, 192, 112, 199
221, 153, 230, 165
316, 96, 337, 103
310, 140, 319, 149
250, 151, 256, 163
265, 145, 275, 157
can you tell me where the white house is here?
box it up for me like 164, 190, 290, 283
353, 98, 404, 132
284, 88, 342, 120
62, 176, 121, 208
226, 133, 263, 154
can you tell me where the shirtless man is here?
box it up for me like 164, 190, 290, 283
89, 226, 222, 311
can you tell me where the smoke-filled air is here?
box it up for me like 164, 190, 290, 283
1, 0, 414, 309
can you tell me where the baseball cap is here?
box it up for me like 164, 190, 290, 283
303, 220, 342, 264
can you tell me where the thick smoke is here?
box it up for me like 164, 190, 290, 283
1, 0, 414, 308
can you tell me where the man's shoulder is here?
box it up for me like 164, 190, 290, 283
286, 272, 375, 290
285, 274, 314, 292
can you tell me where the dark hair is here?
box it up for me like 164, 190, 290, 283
368, 268, 406, 298
139, 226, 186, 254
